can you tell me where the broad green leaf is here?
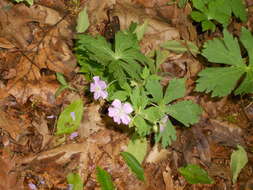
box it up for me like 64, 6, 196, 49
230, 145, 248, 184
127, 135, 147, 163
179, 164, 214, 184
202, 29, 244, 67
145, 76, 163, 103
163, 78, 186, 104
196, 67, 245, 97
133, 115, 151, 136
76, 7, 89, 33
56, 99, 84, 135
161, 40, 199, 54
201, 20, 216, 31
165, 100, 202, 127
56, 72, 68, 86
155, 119, 177, 148
141, 67, 150, 79
121, 152, 145, 181
67, 173, 84, 190
231, 0, 247, 22
96, 167, 115, 190
192, 0, 208, 12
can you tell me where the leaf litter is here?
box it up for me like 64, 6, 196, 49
0, 0, 253, 189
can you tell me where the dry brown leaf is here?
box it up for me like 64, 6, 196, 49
146, 144, 170, 163
78, 103, 103, 138
163, 166, 184, 190
111, 2, 180, 53
0, 109, 23, 140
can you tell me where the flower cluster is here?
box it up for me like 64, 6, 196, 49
90, 76, 133, 125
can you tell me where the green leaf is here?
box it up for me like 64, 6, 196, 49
127, 135, 147, 163
165, 100, 202, 127
191, 11, 207, 22
134, 20, 149, 41
155, 50, 169, 73
76, 7, 89, 33
178, 0, 188, 8
142, 107, 163, 123
230, 145, 248, 184
56, 99, 84, 135
141, 67, 150, 79
145, 76, 163, 103
196, 28, 253, 97
196, 67, 245, 97
161, 40, 199, 54
163, 78, 186, 104
240, 27, 253, 66
231, 0, 247, 22
56, 72, 68, 86
155, 119, 177, 148
202, 29, 244, 67
133, 115, 151, 136
179, 164, 214, 184
121, 152, 145, 181
67, 173, 84, 190
109, 90, 129, 101
201, 20, 216, 32
96, 167, 115, 190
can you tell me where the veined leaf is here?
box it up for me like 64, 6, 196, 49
165, 100, 202, 127
121, 152, 145, 181
163, 78, 186, 104
231, 0, 247, 22
179, 164, 214, 184
96, 167, 115, 190
230, 145, 248, 184
196, 28, 253, 96
145, 76, 163, 103
67, 173, 84, 190
56, 99, 84, 135
133, 115, 151, 136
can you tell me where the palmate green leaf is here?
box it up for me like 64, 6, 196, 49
196, 28, 253, 96
76, 7, 89, 33
96, 167, 115, 190
56, 99, 84, 135
191, 11, 207, 22
109, 90, 129, 101
121, 152, 145, 181
155, 119, 177, 148
127, 135, 147, 164
165, 100, 202, 127
130, 87, 149, 111
163, 78, 186, 104
202, 29, 244, 67
67, 173, 84, 190
231, 0, 247, 22
76, 35, 114, 65
179, 164, 214, 184
196, 67, 245, 97
230, 145, 248, 184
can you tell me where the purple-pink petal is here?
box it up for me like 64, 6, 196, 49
93, 76, 100, 83
111, 99, 122, 108
97, 80, 107, 89
121, 115, 131, 125
123, 103, 133, 114
90, 83, 96, 92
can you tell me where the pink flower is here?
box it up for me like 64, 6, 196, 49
108, 99, 133, 125
69, 132, 78, 139
90, 76, 108, 100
